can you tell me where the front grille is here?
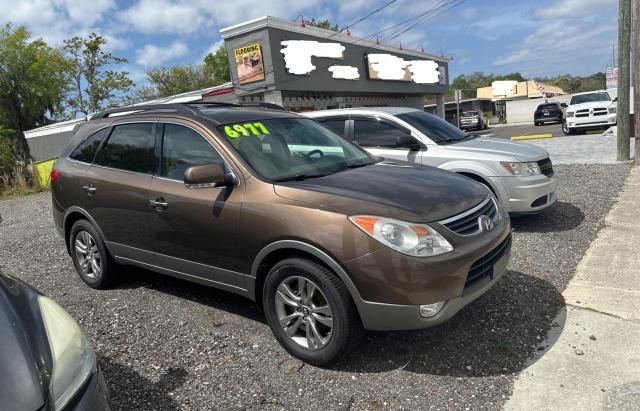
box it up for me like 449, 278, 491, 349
575, 108, 608, 118
464, 234, 512, 293
537, 157, 554, 177
441, 197, 497, 236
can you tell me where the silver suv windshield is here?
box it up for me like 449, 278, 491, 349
569, 92, 611, 105
218, 118, 376, 182
396, 111, 469, 144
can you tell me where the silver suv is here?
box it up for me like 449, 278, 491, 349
306, 107, 557, 214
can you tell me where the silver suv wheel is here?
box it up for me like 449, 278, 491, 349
274, 276, 333, 350
74, 231, 102, 279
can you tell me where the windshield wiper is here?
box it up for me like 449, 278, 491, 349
273, 173, 331, 182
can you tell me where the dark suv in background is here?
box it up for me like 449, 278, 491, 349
50, 103, 511, 365
534, 102, 564, 126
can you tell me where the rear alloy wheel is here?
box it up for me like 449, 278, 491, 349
70, 220, 116, 289
263, 258, 364, 366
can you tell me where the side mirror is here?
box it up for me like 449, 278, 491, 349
560, 103, 567, 108
396, 135, 422, 150
613, 97, 618, 102
184, 164, 231, 189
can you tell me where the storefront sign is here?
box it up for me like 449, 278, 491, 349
281, 40, 345, 75
234, 43, 265, 84
365, 54, 439, 84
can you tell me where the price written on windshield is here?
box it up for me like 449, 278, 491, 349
223, 122, 270, 138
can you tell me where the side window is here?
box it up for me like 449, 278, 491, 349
95, 123, 156, 174
69, 128, 109, 163
161, 124, 224, 181
319, 118, 347, 137
353, 118, 410, 147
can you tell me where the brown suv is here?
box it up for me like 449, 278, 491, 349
51, 103, 511, 365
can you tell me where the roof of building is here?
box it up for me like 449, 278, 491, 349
220, 15, 449, 63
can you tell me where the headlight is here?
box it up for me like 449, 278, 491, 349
501, 161, 541, 176
39, 296, 96, 410
608, 107, 616, 114
349, 216, 453, 257
566, 111, 575, 117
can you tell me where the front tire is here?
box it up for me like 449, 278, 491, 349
70, 220, 117, 289
263, 258, 364, 366
562, 121, 573, 135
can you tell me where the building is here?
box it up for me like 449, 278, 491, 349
477, 80, 566, 101
205, 16, 450, 112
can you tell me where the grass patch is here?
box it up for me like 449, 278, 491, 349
0, 184, 48, 200
497, 340, 513, 354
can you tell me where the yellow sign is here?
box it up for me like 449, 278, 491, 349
223, 122, 270, 139
234, 43, 265, 85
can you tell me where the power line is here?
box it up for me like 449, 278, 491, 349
327, 0, 398, 40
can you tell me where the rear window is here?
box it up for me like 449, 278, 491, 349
537, 104, 559, 110
95, 123, 156, 174
69, 128, 109, 163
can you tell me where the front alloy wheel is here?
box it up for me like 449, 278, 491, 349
275, 276, 333, 350
263, 258, 364, 365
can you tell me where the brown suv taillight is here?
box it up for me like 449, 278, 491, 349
50, 168, 61, 183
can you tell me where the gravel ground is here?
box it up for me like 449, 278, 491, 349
0, 163, 631, 410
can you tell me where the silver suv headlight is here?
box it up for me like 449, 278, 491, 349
38, 296, 96, 410
349, 216, 453, 257
500, 161, 541, 176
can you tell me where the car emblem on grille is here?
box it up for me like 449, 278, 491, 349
478, 215, 494, 232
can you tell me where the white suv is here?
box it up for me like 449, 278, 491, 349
562, 90, 616, 135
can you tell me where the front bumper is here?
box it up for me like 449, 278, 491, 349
566, 114, 616, 129
489, 174, 557, 214
342, 217, 511, 331
65, 365, 112, 411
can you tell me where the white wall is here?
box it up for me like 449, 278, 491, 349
505, 96, 570, 123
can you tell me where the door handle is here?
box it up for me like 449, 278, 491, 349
149, 198, 169, 211
82, 184, 97, 195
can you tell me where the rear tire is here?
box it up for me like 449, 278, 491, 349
69, 220, 117, 289
263, 257, 364, 366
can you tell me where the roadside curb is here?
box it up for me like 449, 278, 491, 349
511, 134, 553, 141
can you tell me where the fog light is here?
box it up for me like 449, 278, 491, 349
419, 301, 446, 318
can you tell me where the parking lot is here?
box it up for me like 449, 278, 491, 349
0, 162, 630, 410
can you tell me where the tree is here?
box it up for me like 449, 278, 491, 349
0, 24, 69, 163
203, 45, 231, 84
139, 65, 215, 99
135, 45, 231, 101
64, 33, 133, 116
305, 18, 339, 31
450, 72, 527, 97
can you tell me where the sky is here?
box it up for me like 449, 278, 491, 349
0, 0, 619, 87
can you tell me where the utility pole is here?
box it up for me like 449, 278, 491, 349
633, 0, 640, 164
618, 0, 631, 161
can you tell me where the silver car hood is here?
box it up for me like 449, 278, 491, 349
443, 137, 549, 161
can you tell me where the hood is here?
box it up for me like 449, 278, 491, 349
446, 137, 549, 162
274, 160, 488, 222
567, 101, 613, 110
0, 273, 48, 411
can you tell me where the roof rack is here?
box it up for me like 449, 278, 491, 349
91, 104, 200, 119
185, 101, 287, 111
91, 101, 287, 120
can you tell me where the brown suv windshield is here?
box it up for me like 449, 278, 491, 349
217, 118, 376, 181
